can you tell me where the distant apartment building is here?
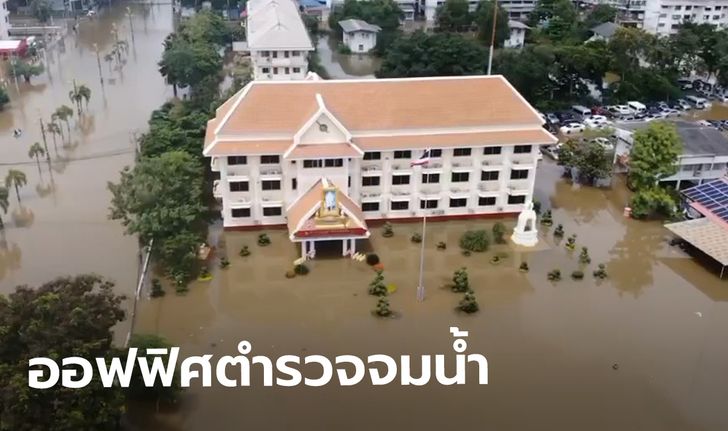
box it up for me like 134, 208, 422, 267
1, 0, 10, 40
422, 0, 536, 23
243, 0, 314, 81
204, 75, 557, 248
643, 0, 728, 35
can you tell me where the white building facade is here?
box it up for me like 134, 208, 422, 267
339, 19, 381, 53
643, 0, 728, 35
244, 0, 314, 81
1, 0, 10, 40
505, 20, 528, 48
205, 76, 556, 255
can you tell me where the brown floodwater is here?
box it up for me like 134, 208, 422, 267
316, 34, 382, 79
131, 160, 728, 430
0, 2, 175, 341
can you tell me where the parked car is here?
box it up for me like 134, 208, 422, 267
546, 112, 560, 124
608, 105, 633, 116
677, 78, 693, 90
660, 107, 681, 117
543, 144, 563, 160
591, 106, 612, 117
591, 137, 614, 151
686, 95, 709, 109
676, 99, 692, 110
560, 122, 585, 135
583, 115, 610, 129
627, 101, 647, 113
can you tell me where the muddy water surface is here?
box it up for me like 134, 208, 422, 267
132, 161, 728, 431
0, 3, 175, 340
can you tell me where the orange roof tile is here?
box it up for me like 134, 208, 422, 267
204, 139, 291, 156
286, 143, 362, 158
354, 128, 556, 150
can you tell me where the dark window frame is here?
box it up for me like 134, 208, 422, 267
451, 171, 470, 183
449, 198, 467, 208
262, 206, 283, 216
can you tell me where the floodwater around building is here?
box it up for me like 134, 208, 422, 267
315, 34, 381, 79
131, 160, 728, 431
0, 3, 175, 339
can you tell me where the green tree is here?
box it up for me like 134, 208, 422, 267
530, 0, 578, 42
474, 0, 510, 47
0, 87, 9, 110
328, 0, 402, 52
4, 169, 27, 204
128, 334, 182, 408
376, 31, 486, 78
69, 82, 92, 115
559, 139, 613, 185
628, 121, 682, 191
52, 105, 74, 137
28, 142, 45, 175
436, 0, 471, 32
157, 230, 202, 285
584, 4, 617, 29
8, 60, 44, 83
29, 0, 52, 23
159, 40, 222, 97
0, 275, 126, 430
45, 121, 61, 153
0, 186, 8, 230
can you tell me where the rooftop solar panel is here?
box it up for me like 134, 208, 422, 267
681, 178, 728, 223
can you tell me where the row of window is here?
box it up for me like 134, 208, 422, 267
258, 50, 302, 58
361, 145, 531, 161
362, 169, 528, 186
260, 66, 302, 75
231, 206, 282, 218
303, 159, 343, 168
663, 5, 723, 11
228, 155, 281, 166
362, 195, 527, 212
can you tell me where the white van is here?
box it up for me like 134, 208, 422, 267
627, 101, 646, 113
686, 95, 708, 109
571, 105, 592, 118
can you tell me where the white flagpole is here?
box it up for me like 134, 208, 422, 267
416, 163, 427, 302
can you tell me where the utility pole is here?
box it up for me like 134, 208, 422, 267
93, 43, 103, 84
126, 7, 135, 44
487, 0, 499, 75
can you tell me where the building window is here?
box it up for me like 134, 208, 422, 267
261, 180, 281, 190
362, 202, 380, 212
229, 181, 249, 192
508, 195, 526, 205
364, 152, 381, 160
324, 159, 343, 168
453, 148, 472, 157
481, 170, 499, 181
261, 155, 280, 164
451, 172, 470, 182
510, 169, 529, 180
394, 150, 412, 159
231, 208, 251, 218
261, 67, 270, 74
284, 51, 290, 58
513, 145, 532, 154
362, 176, 380, 187
420, 199, 438, 209
392, 174, 410, 185
292, 178, 297, 190
674, 5, 681, 10
284, 67, 290, 74
422, 173, 440, 183
272, 51, 278, 58
303, 159, 323, 168
261, 50, 270, 56
479, 196, 496, 206
293, 67, 301, 73
449, 198, 467, 208
430, 149, 442, 158
273, 67, 279, 74
391, 200, 409, 211
227, 155, 247, 165
483, 146, 502, 155
263, 206, 282, 216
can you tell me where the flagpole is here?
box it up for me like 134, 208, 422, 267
416, 164, 427, 302
487, 0, 498, 75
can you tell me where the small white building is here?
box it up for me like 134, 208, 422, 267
505, 20, 529, 48
241, 0, 314, 81
339, 19, 381, 54
204, 75, 557, 257
587, 22, 620, 42
643, 0, 728, 36
1, 0, 10, 40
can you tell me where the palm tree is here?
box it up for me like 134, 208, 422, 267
5, 170, 27, 204
28, 143, 46, 175
53, 105, 74, 137
0, 186, 8, 231
69, 81, 92, 114
45, 121, 61, 153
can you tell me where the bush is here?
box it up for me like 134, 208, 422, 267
150, 278, 165, 297
492, 222, 507, 244
382, 222, 394, 237
490, 255, 502, 265
436, 241, 447, 250
257, 233, 271, 246
337, 44, 352, 55
411, 232, 422, 243
458, 291, 479, 313
374, 296, 392, 317
547, 269, 562, 281
553, 224, 565, 237
540, 209, 553, 226
519, 261, 529, 272
579, 247, 591, 264
285, 270, 296, 278
239, 245, 251, 256
571, 270, 584, 280
593, 263, 608, 279
198, 266, 212, 281
565, 234, 577, 250
533, 200, 542, 215
294, 263, 309, 275
459, 230, 490, 252
366, 253, 380, 266
451, 267, 470, 292
219, 257, 230, 269
368, 271, 388, 296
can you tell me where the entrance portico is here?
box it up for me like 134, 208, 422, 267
287, 178, 370, 259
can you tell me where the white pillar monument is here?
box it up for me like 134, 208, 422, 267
511, 201, 539, 247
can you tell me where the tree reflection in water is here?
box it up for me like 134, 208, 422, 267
607, 219, 666, 297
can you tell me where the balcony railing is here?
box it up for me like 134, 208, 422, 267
259, 166, 282, 176
478, 182, 500, 192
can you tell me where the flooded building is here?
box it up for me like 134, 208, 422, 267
242, 0, 314, 81
615, 121, 728, 189
204, 75, 556, 254
339, 19, 381, 54
0, 0, 9, 40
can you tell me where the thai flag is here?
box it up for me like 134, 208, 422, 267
410, 149, 431, 167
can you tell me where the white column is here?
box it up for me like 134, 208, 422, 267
301, 241, 306, 258
310, 241, 316, 258
342, 239, 348, 256
350, 239, 356, 254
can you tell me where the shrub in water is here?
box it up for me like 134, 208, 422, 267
239, 245, 251, 256
411, 232, 422, 243
151, 278, 165, 297
571, 270, 584, 280
519, 261, 529, 273
547, 269, 562, 281
294, 263, 309, 275
436, 241, 447, 250
593, 263, 608, 279
452, 267, 470, 292
492, 222, 507, 244
490, 255, 502, 265
382, 222, 394, 237
565, 234, 577, 250
374, 296, 392, 317
540, 209, 553, 226
257, 234, 271, 246
458, 290, 479, 313
579, 247, 591, 264
459, 230, 490, 252
285, 270, 296, 278
219, 257, 230, 269
368, 271, 388, 296
553, 224, 565, 238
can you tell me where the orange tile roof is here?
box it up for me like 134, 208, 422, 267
205, 139, 291, 156
286, 143, 362, 158
287, 179, 368, 238
354, 129, 556, 150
